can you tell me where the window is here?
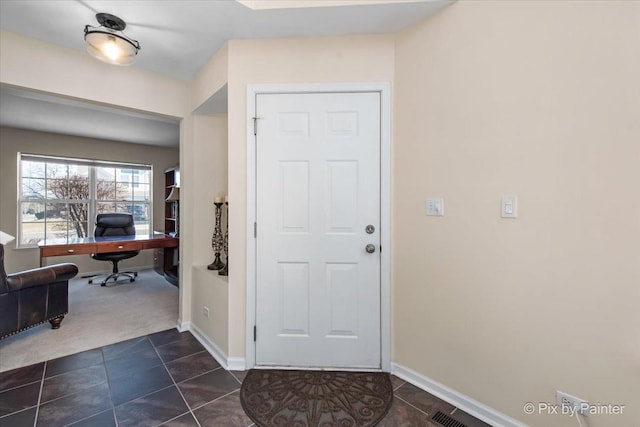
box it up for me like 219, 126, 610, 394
19, 154, 152, 247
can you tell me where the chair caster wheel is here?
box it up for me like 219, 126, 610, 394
130, 279, 135, 282
134, 272, 138, 277
100, 283, 106, 287
88, 279, 93, 284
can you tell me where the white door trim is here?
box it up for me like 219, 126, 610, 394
246, 82, 391, 371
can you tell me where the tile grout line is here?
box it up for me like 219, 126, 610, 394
104, 348, 162, 378
64, 408, 113, 427
160, 349, 211, 366
32, 360, 47, 427
105, 337, 179, 417
229, 371, 244, 384
171, 365, 223, 385
100, 347, 120, 427
0, 405, 38, 419
35, 361, 108, 408
57, 351, 113, 426
188, 388, 241, 413
151, 336, 203, 427
102, 338, 153, 362
176, 366, 223, 385
151, 330, 195, 351
114, 384, 177, 410
105, 338, 192, 426
395, 382, 461, 418
393, 394, 432, 418
151, 333, 243, 423
0, 378, 43, 394
392, 381, 406, 391
35, 379, 109, 406
38, 347, 113, 410
156, 410, 193, 426
42, 361, 104, 382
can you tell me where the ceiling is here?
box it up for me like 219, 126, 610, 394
0, 86, 180, 147
0, 0, 450, 146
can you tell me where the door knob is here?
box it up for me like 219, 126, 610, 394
365, 244, 376, 254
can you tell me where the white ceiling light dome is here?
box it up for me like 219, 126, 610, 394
84, 13, 140, 66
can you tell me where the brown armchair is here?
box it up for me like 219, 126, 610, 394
1, 243, 78, 339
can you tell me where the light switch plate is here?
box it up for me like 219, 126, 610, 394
426, 198, 444, 216
501, 195, 518, 218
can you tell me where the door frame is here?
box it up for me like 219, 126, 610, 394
246, 83, 391, 371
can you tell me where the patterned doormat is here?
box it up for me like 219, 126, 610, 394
240, 369, 393, 427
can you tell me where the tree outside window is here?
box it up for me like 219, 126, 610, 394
19, 155, 152, 247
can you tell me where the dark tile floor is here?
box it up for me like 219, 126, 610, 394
0, 329, 490, 427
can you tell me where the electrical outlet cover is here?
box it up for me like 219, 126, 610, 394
426, 198, 444, 216
501, 195, 518, 218
556, 391, 589, 416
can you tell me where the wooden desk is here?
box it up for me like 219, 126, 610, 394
38, 234, 179, 268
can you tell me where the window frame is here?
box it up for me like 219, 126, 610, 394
17, 153, 153, 248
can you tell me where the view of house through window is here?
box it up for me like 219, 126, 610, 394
19, 154, 152, 247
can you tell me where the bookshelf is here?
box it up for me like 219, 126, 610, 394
154, 166, 179, 286
164, 167, 179, 235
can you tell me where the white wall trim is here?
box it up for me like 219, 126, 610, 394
188, 322, 238, 370
392, 363, 528, 427
246, 82, 392, 371
226, 357, 247, 371
176, 320, 191, 332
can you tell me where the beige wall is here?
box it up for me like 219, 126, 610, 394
190, 114, 228, 266
0, 127, 179, 273
191, 267, 229, 356
188, 113, 230, 350
180, 44, 230, 330
191, 43, 229, 112
226, 34, 396, 357
394, 2, 640, 426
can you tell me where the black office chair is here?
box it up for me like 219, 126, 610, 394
89, 213, 139, 287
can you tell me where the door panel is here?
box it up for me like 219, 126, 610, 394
326, 263, 359, 338
326, 161, 359, 233
256, 92, 381, 368
278, 262, 310, 336
279, 161, 310, 233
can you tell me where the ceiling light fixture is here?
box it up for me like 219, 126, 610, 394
84, 13, 140, 66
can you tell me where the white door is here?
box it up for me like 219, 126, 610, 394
255, 92, 381, 369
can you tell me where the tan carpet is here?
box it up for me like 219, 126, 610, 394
0, 269, 179, 373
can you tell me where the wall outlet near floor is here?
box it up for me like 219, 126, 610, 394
202, 306, 210, 318
556, 391, 589, 416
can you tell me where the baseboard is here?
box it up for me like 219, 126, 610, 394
176, 321, 190, 332
188, 323, 241, 371
391, 363, 526, 427
227, 357, 247, 371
